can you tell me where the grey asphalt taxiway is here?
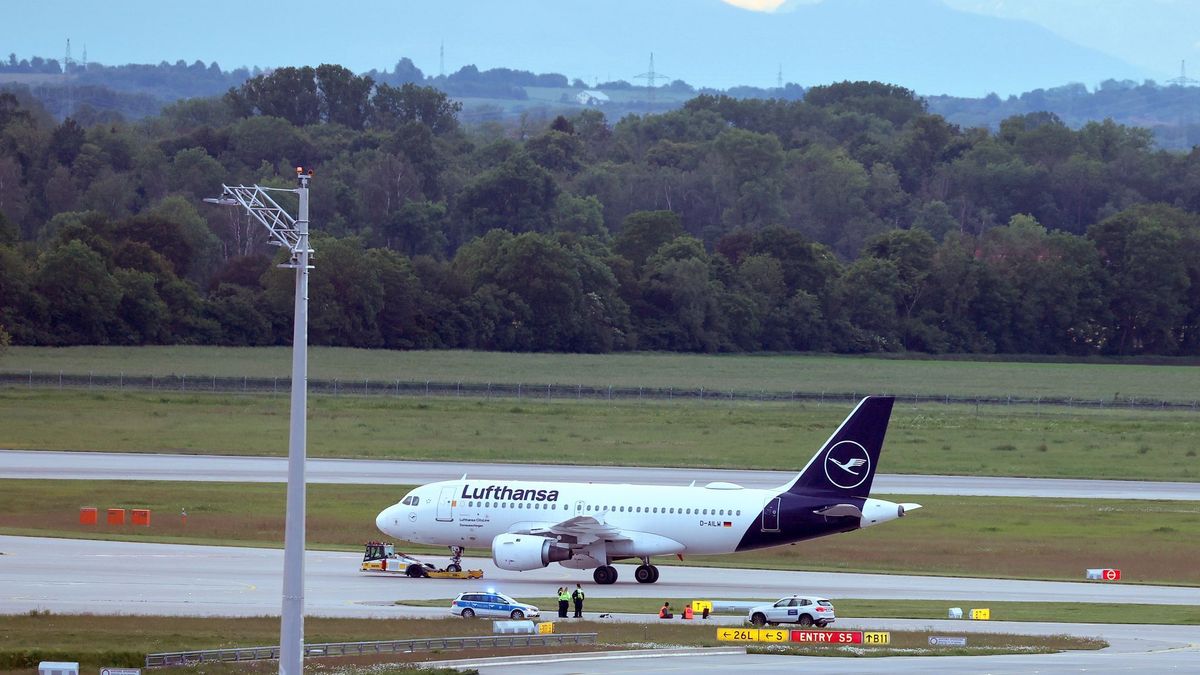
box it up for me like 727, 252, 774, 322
2, 536, 1197, 674
3, 449, 1197, 499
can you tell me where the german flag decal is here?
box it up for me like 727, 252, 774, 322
723, 521, 732, 527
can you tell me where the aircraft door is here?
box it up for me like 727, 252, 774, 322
761, 497, 781, 532
436, 486, 456, 522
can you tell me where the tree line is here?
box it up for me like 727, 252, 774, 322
0, 73, 1198, 356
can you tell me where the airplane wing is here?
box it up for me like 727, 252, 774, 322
516, 515, 631, 545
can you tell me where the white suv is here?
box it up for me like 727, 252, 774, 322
450, 591, 540, 620
747, 596, 835, 627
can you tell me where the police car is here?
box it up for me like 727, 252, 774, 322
450, 591, 540, 619
747, 595, 835, 627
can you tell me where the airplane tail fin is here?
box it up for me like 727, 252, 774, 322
784, 396, 894, 498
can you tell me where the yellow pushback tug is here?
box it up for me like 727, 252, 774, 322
360, 541, 484, 579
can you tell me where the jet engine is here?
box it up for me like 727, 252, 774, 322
491, 534, 573, 571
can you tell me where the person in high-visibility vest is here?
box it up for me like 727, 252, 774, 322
557, 587, 571, 618
683, 604, 694, 620
659, 601, 673, 619
571, 583, 585, 618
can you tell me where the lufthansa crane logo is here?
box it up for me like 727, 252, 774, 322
823, 440, 870, 490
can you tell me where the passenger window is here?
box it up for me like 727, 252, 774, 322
800, 599, 811, 606
775, 599, 789, 608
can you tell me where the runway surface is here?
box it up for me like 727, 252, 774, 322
2, 536, 1197, 674
3, 449, 1197, 500
3, 535, 1198, 613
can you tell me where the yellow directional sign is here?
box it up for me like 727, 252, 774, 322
537, 621, 554, 634
970, 608, 991, 620
863, 631, 891, 645
717, 628, 759, 641
693, 600, 713, 614
758, 628, 789, 643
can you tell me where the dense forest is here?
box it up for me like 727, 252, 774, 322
1, 65, 1198, 358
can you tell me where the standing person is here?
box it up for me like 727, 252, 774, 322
557, 587, 570, 618
572, 583, 585, 618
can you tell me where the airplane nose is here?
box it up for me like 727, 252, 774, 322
375, 507, 391, 534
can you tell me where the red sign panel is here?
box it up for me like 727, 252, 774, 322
1103, 568, 1121, 580
790, 630, 863, 644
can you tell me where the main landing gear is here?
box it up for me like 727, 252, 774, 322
446, 545, 464, 573
593, 558, 660, 584
634, 557, 660, 584
593, 565, 618, 584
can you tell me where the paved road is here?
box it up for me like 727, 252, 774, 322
2, 450, 1196, 500
3, 535, 1198, 614
3, 536, 1197, 674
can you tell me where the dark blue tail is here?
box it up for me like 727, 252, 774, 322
785, 396, 894, 498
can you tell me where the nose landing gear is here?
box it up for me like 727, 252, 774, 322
447, 545, 464, 572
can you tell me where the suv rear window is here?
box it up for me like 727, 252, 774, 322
818, 600, 833, 607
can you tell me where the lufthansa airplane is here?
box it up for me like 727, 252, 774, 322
375, 395, 919, 584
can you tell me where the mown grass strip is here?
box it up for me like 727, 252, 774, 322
1, 390, 1197, 480
4, 346, 1198, 402
2, 479, 1198, 585
0, 613, 1103, 672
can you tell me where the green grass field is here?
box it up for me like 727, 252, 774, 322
398, 597, 1200, 625
3, 480, 1197, 585
0, 613, 1102, 673
3, 346, 1198, 402
1, 389, 1196, 480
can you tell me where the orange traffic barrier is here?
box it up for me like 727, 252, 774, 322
131, 509, 151, 526
79, 507, 98, 525
106, 508, 125, 525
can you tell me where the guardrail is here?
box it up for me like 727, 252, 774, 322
144, 632, 597, 667
2, 371, 1197, 411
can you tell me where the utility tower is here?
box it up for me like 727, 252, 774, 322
64, 39, 73, 118
1167, 60, 1199, 86
634, 53, 669, 111
204, 169, 314, 675
439, 41, 445, 78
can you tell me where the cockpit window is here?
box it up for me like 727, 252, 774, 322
411, 496, 419, 506
401, 495, 419, 506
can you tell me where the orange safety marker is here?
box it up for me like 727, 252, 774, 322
106, 508, 126, 525
131, 509, 151, 526
79, 507, 98, 525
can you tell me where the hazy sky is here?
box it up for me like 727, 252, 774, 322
6, 1, 1199, 91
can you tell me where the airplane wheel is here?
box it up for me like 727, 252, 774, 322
649, 565, 660, 583
405, 564, 425, 578
593, 565, 618, 585
446, 563, 461, 572
634, 565, 655, 583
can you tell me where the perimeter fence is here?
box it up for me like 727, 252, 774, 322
2, 370, 1197, 411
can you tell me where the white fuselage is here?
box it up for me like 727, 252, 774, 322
376, 479, 774, 556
